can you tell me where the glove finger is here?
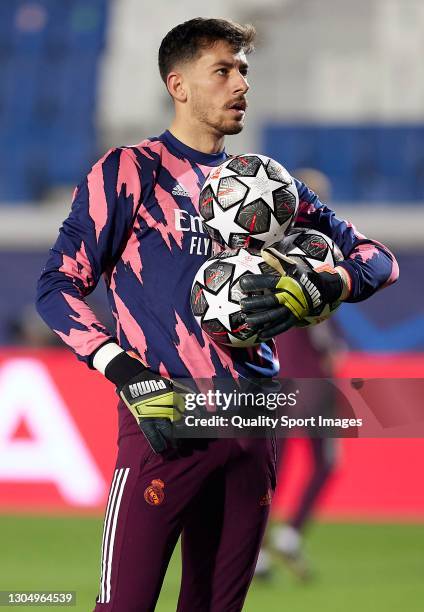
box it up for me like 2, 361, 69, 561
261, 247, 298, 275
170, 392, 186, 419
276, 290, 307, 319
155, 418, 177, 446
137, 391, 183, 421
257, 314, 297, 340
244, 306, 292, 329
139, 418, 170, 454
239, 274, 278, 293
240, 293, 279, 313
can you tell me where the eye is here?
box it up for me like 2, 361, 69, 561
216, 67, 228, 75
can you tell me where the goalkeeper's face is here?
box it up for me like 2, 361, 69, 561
182, 40, 249, 136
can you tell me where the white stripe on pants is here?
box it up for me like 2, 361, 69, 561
97, 467, 130, 604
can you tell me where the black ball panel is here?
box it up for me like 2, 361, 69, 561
191, 282, 208, 316
230, 234, 266, 251
203, 225, 222, 243
266, 159, 290, 183
228, 233, 252, 249
216, 177, 248, 210
203, 261, 233, 293
273, 188, 297, 225
229, 311, 254, 340
202, 319, 230, 343
236, 198, 271, 233
227, 155, 262, 176
199, 185, 215, 220
294, 233, 329, 261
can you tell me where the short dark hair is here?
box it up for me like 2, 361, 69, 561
158, 17, 256, 84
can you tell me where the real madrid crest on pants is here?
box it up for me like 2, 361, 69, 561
144, 479, 165, 506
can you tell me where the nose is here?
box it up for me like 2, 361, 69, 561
233, 71, 249, 95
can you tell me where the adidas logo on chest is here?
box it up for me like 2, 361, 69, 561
172, 183, 191, 197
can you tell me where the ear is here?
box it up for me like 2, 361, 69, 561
167, 71, 187, 103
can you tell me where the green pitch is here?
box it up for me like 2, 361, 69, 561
1, 515, 423, 611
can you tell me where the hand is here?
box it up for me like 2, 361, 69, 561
105, 351, 186, 453
119, 369, 187, 453
239, 247, 348, 341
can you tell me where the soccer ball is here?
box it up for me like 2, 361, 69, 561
277, 227, 344, 326
199, 154, 299, 250
190, 247, 277, 347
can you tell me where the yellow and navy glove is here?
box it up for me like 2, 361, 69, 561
104, 351, 186, 453
239, 247, 350, 341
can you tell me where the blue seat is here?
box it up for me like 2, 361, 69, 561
0, 1, 107, 201
47, 124, 96, 184
68, 0, 108, 51
263, 125, 319, 173
0, 3, 17, 42
61, 51, 99, 116
404, 127, 424, 200
43, 0, 72, 57
264, 123, 424, 202
11, 6, 46, 55
0, 143, 39, 201
33, 56, 68, 124
317, 127, 354, 200
3, 56, 41, 123
0, 57, 13, 126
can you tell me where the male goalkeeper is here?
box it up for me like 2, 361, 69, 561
36, 17, 398, 611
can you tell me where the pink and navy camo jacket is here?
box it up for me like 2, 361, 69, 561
36, 130, 399, 379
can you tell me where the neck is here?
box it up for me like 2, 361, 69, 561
168, 118, 225, 154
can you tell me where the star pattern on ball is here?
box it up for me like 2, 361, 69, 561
223, 249, 264, 281
206, 202, 249, 245
202, 283, 241, 330
233, 164, 285, 213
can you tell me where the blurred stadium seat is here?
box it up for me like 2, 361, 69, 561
264, 125, 424, 202
0, 0, 109, 203
1, 0, 422, 204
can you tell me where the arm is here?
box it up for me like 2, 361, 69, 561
239, 180, 399, 340
294, 179, 399, 302
36, 148, 184, 453
36, 147, 141, 364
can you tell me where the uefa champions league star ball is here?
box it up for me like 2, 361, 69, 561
277, 227, 345, 326
199, 154, 299, 250
190, 247, 278, 347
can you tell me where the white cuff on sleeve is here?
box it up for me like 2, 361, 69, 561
92, 342, 124, 375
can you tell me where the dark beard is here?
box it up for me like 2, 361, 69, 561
203, 116, 245, 137
192, 102, 245, 137
222, 121, 244, 135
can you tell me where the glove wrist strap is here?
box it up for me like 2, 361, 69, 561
104, 351, 147, 388
315, 269, 344, 304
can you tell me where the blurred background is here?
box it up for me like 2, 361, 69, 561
0, 1, 423, 610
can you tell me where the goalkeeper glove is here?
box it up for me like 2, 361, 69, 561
103, 350, 186, 454
239, 246, 350, 341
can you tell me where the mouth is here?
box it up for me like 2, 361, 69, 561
227, 100, 247, 115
